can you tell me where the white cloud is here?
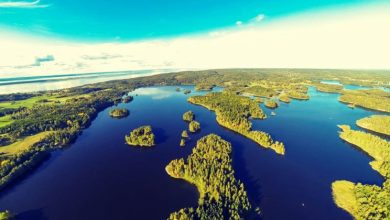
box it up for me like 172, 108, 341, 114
0, 0, 49, 8
250, 14, 265, 23
0, 3, 389, 78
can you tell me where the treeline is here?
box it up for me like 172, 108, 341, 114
125, 125, 155, 147
313, 83, 343, 93
332, 125, 390, 219
356, 115, 390, 136
109, 108, 129, 118
166, 134, 251, 219
188, 92, 285, 155
339, 89, 390, 113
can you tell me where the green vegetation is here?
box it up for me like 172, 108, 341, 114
278, 94, 291, 103
337, 125, 390, 177
0, 131, 53, 156
189, 121, 201, 133
242, 85, 277, 97
195, 84, 214, 91
166, 134, 251, 219
264, 99, 278, 109
181, 130, 189, 138
125, 126, 155, 147
356, 115, 390, 136
109, 108, 129, 118
339, 89, 390, 113
182, 111, 195, 122
0, 210, 12, 220
188, 92, 285, 155
286, 90, 310, 100
180, 138, 186, 147
183, 90, 191, 95
314, 82, 343, 93
332, 125, 390, 219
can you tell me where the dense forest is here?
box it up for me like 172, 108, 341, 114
332, 124, 390, 219
183, 111, 195, 122
109, 108, 129, 118
188, 92, 285, 155
339, 89, 390, 113
356, 115, 390, 136
264, 99, 278, 109
166, 134, 251, 219
0, 68, 389, 217
189, 121, 201, 133
125, 126, 155, 147
313, 82, 343, 93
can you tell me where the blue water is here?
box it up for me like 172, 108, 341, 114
0, 85, 385, 219
321, 80, 389, 91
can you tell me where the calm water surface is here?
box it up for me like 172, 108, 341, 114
0, 85, 386, 220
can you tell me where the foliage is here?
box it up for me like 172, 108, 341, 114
339, 89, 390, 113
332, 125, 390, 219
183, 111, 195, 122
264, 99, 278, 109
188, 92, 285, 155
183, 90, 191, 95
189, 121, 201, 133
356, 115, 390, 136
180, 138, 186, 147
314, 83, 343, 93
181, 130, 189, 138
109, 108, 129, 118
195, 84, 214, 91
242, 86, 277, 97
278, 94, 291, 103
338, 125, 390, 177
0, 210, 12, 220
166, 134, 251, 219
125, 126, 155, 147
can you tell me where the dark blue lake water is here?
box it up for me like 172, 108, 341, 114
0, 85, 385, 220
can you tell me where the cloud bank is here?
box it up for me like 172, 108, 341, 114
0, 3, 389, 78
0, 0, 48, 8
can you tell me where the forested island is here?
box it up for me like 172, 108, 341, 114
125, 126, 155, 147
188, 120, 201, 133
332, 124, 390, 219
264, 99, 278, 109
188, 92, 285, 155
109, 108, 129, 118
166, 134, 251, 219
356, 115, 390, 136
182, 110, 195, 122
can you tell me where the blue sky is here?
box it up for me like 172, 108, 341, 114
0, 0, 389, 76
0, 0, 379, 41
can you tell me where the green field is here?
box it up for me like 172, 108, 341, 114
0, 131, 53, 156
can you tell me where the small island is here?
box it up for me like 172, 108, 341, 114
314, 82, 343, 93
264, 99, 278, 109
166, 134, 251, 219
189, 121, 201, 133
109, 108, 129, 118
125, 126, 155, 147
182, 111, 195, 122
183, 90, 191, 95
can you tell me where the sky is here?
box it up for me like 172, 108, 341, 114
0, 0, 389, 77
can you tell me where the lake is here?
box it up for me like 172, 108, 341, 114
0, 85, 385, 220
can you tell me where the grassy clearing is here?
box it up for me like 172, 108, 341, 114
0, 115, 12, 129
0, 131, 53, 156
